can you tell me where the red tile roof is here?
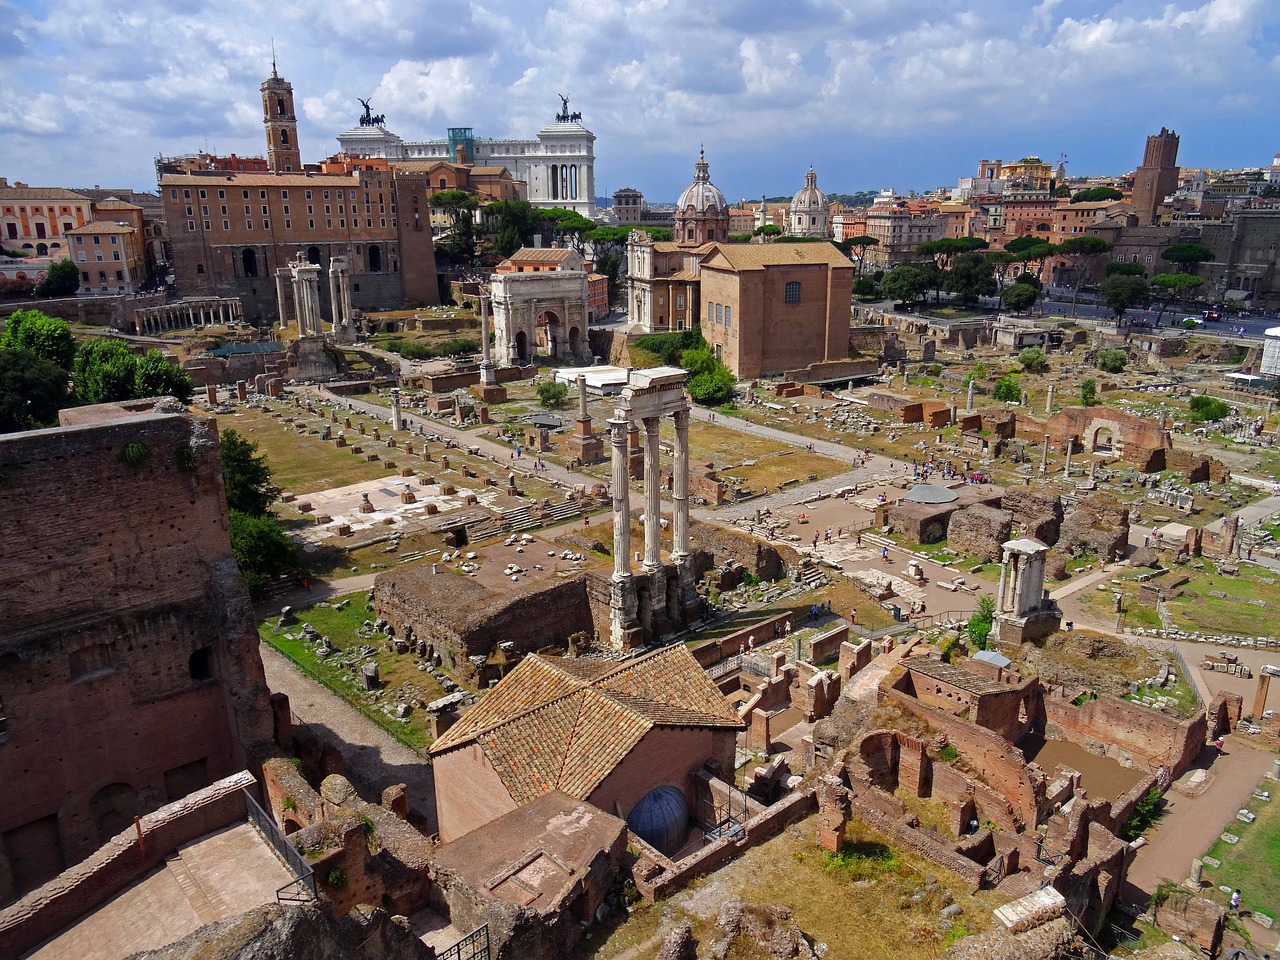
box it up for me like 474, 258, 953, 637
432, 646, 742, 803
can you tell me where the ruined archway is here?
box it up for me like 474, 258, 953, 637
490, 270, 591, 367
568, 324, 582, 357
537, 309, 562, 356
1092, 426, 1116, 454
514, 330, 529, 364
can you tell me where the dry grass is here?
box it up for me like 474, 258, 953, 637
585, 816, 994, 960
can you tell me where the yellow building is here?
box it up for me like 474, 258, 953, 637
67, 221, 145, 295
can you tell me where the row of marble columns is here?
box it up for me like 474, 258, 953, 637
274, 256, 354, 337
609, 406, 692, 647
134, 298, 243, 335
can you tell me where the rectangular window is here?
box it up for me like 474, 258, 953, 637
185, 205, 193, 216
113, 251, 121, 260
326, 219, 332, 229
187, 220, 195, 231
284, 219, 291, 229
115, 270, 123, 281
259, 190, 266, 200
281, 190, 288, 199
785, 281, 801, 303
246, 220, 253, 230
308, 219, 315, 228
95, 252, 103, 261
82, 271, 90, 281
367, 218, 373, 227
220, 205, 227, 215
307, 205, 314, 215
323, 191, 330, 200
339, 219, 345, 228
262, 205, 269, 216
218, 189, 226, 199
324, 205, 331, 215
223, 220, 230, 230
282, 205, 290, 215
380, 218, 386, 227
74, 235, 82, 245
242, 190, 249, 199
110, 235, 118, 245
183, 189, 191, 199
92, 235, 101, 245
676, 295, 685, 309
725, 306, 732, 328
170, 188, 178, 199
201, 205, 209, 216
198, 189, 206, 199
263, 220, 269, 230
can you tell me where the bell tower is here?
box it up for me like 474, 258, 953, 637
261, 58, 301, 173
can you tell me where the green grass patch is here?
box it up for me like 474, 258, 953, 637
821, 839, 903, 881
1167, 568, 1280, 637
260, 596, 448, 752
1201, 783, 1280, 921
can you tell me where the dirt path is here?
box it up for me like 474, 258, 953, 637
1123, 741, 1276, 908
258, 642, 438, 834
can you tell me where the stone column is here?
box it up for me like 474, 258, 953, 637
1040, 434, 1050, 477
1063, 438, 1073, 477
577, 374, 589, 421
610, 418, 632, 580
642, 416, 662, 572
328, 262, 340, 328
391, 388, 403, 431
673, 405, 697, 616
997, 548, 1010, 614
1189, 858, 1203, 887
1045, 384, 1055, 413
291, 273, 305, 332
480, 295, 496, 384
966, 379, 974, 412
341, 265, 353, 326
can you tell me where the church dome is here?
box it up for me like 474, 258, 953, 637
792, 167, 829, 213
626, 785, 689, 856
676, 148, 728, 213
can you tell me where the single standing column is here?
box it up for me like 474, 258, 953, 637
1040, 434, 1050, 477
341, 266, 353, 325
332, 267, 343, 330
1063, 438, 1074, 477
673, 406, 691, 560
610, 418, 632, 581
1046, 384, 1055, 413
577, 375, 589, 421
642, 416, 662, 572
997, 548, 1010, 614
291, 275, 304, 331
480, 295, 496, 384
966, 379, 975, 412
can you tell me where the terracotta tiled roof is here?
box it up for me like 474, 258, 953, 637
92, 197, 142, 210
159, 172, 359, 187
0, 186, 90, 201
506, 247, 575, 263
432, 645, 742, 803
66, 221, 135, 234
700, 242, 853, 270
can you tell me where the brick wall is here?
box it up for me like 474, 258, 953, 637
1042, 689, 1205, 777
432, 745, 520, 843
0, 411, 272, 904
0, 772, 254, 959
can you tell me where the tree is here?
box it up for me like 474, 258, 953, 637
536, 380, 569, 409
967, 593, 997, 650
993, 376, 1021, 402
916, 236, 988, 273
639, 226, 673, 242
1080, 378, 1098, 406
1070, 186, 1124, 203
73, 337, 139, 404
134, 349, 194, 403
482, 199, 542, 258
1105, 261, 1146, 277
34, 258, 80, 297
1019, 346, 1049, 372
539, 207, 595, 255
1099, 274, 1151, 323
842, 235, 879, 275
1055, 236, 1114, 314
0, 348, 68, 433
1, 309, 76, 370
429, 190, 481, 264
220, 429, 280, 515
853, 276, 879, 298
753, 224, 782, 239
1150, 273, 1205, 323
881, 264, 928, 305
681, 346, 735, 406
228, 510, 297, 599
943, 251, 996, 306
583, 225, 632, 301
1097, 349, 1128, 374
1160, 243, 1214, 275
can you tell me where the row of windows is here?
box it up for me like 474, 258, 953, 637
172, 186, 381, 202
708, 301, 733, 328
81, 269, 126, 282
187, 218, 394, 233
76, 251, 121, 262
73, 235, 118, 245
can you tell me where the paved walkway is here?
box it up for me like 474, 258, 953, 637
259, 642, 438, 833
29, 823, 291, 960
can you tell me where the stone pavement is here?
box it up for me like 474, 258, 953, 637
28, 823, 292, 960
259, 641, 439, 833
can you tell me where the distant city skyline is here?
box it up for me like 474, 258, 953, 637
3, 0, 1278, 203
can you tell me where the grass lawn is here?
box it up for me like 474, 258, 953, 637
581, 815, 994, 960
260, 595, 450, 752
1201, 782, 1280, 921
1078, 576, 1162, 631
1167, 567, 1280, 637
213, 408, 398, 494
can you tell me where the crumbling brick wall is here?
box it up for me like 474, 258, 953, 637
1058, 493, 1130, 559
947, 504, 1013, 561
1042, 689, 1205, 778
1000, 491, 1064, 545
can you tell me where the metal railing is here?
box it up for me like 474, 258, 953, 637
438, 924, 490, 960
242, 788, 316, 902
706, 654, 772, 680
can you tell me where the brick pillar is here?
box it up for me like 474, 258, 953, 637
1254, 673, 1271, 720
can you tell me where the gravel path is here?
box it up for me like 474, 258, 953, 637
259, 641, 438, 834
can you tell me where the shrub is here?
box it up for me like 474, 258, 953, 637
326, 867, 347, 889
1097, 348, 1127, 373
536, 380, 569, 409
1187, 394, 1230, 423
1018, 346, 1048, 372
1080, 378, 1098, 406
939, 744, 959, 763
993, 375, 1021, 402
1123, 788, 1164, 841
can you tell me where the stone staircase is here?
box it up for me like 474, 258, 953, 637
502, 504, 539, 532
794, 558, 830, 590
541, 499, 581, 525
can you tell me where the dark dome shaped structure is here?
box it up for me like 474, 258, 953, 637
903, 483, 959, 504
626, 785, 689, 856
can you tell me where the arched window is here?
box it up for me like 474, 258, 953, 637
280, 129, 289, 145
439, 178, 446, 191
306, 246, 321, 264
242, 248, 258, 278
785, 281, 801, 303
276, 97, 286, 117
368, 244, 382, 272
36, 243, 47, 256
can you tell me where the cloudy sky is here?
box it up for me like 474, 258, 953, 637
3, 0, 1278, 204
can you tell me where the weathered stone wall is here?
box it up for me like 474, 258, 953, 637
0, 772, 255, 959
947, 505, 1013, 561
373, 571, 594, 682
1042, 688, 1205, 777
1046, 406, 1171, 470
1058, 493, 1130, 559
1001, 491, 1064, 545
688, 519, 802, 581
0, 410, 272, 905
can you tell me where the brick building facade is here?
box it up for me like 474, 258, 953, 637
0, 406, 274, 906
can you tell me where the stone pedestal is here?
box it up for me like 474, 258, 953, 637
475, 383, 507, 404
